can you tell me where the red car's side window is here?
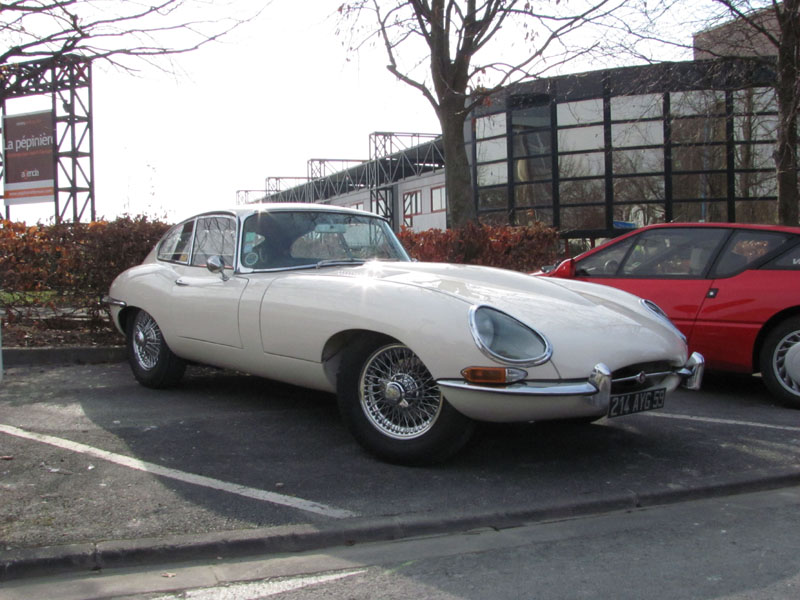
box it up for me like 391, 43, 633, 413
577, 228, 728, 278
711, 230, 794, 278
622, 229, 728, 277
759, 238, 800, 270
574, 237, 636, 277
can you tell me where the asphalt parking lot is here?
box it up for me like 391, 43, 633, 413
1, 358, 800, 580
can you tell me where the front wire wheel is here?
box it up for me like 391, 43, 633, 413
359, 344, 443, 440
761, 317, 800, 408
337, 338, 475, 465
126, 309, 186, 389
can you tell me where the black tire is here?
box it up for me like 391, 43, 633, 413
126, 309, 186, 389
760, 316, 800, 408
337, 337, 475, 465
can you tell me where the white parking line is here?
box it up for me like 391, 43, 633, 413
643, 412, 800, 432
150, 570, 367, 600
0, 423, 357, 519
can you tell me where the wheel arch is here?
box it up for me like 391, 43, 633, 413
753, 306, 800, 372
321, 329, 400, 390
117, 305, 140, 336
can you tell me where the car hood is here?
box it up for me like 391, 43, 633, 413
322, 261, 687, 368
328, 260, 633, 314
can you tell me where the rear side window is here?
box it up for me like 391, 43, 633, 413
157, 221, 194, 264
712, 230, 794, 277
190, 216, 236, 267
763, 239, 800, 270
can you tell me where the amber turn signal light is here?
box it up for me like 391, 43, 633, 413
461, 366, 527, 384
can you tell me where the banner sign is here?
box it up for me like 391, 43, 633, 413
3, 110, 56, 206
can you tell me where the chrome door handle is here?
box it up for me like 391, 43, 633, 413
175, 279, 189, 287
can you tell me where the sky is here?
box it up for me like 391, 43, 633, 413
3, 0, 698, 226
4, 0, 441, 224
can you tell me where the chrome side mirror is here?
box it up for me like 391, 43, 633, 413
206, 255, 230, 282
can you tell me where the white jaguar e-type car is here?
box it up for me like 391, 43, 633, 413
104, 203, 703, 464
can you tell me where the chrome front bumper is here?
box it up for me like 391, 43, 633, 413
437, 352, 705, 423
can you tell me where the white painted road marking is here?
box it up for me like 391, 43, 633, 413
150, 570, 367, 600
0, 423, 357, 519
643, 412, 800, 432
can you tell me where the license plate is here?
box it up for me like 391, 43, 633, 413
608, 388, 666, 418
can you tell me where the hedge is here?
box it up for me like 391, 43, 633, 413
0, 216, 170, 321
0, 217, 559, 322
398, 222, 560, 271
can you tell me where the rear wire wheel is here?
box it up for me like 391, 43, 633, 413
337, 338, 475, 465
126, 309, 186, 389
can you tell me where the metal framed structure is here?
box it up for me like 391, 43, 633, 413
0, 55, 95, 223
260, 133, 445, 229
308, 159, 367, 201
469, 56, 781, 242
368, 132, 443, 223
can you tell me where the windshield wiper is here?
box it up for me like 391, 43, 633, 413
315, 258, 366, 269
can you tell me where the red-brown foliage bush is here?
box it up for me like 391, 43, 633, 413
0, 216, 170, 320
1, 218, 558, 325
398, 222, 560, 272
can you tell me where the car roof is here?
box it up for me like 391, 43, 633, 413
628, 222, 800, 235
186, 203, 377, 222
573, 221, 800, 260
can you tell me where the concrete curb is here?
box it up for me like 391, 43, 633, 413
3, 468, 800, 582
1, 346, 126, 367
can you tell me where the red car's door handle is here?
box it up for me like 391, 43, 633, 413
707, 288, 719, 298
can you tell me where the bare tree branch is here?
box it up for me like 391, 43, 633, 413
0, 0, 269, 70
338, 0, 632, 226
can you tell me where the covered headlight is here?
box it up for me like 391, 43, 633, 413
640, 299, 686, 343
469, 306, 551, 366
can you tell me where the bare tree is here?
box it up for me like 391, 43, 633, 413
638, 0, 799, 225
0, 0, 266, 70
338, 0, 628, 227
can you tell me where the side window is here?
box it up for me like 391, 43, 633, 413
619, 228, 727, 277
712, 230, 793, 278
575, 236, 636, 277
190, 216, 236, 268
157, 221, 194, 264
764, 240, 800, 270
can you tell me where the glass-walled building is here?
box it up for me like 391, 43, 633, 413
467, 57, 784, 241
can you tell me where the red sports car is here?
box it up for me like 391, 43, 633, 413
543, 223, 800, 407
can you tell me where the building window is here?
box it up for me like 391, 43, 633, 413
403, 190, 422, 226
469, 59, 782, 239
431, 186, 446, 212
476, 114, 507, 139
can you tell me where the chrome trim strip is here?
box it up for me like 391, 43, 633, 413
438, 362, 611, 399
101, 295, 127, 308
438, 353, 704, 403
612, 370, 675, 384
438, 379, 597, 397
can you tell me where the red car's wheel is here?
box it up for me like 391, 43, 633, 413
760, 316, 800, 408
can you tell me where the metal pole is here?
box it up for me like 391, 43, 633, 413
0, 309, 5, 384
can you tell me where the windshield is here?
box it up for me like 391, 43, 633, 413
240, 210, 410, 270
